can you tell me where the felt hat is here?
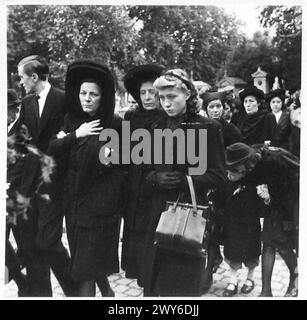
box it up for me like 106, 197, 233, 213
226, 142, 256, 167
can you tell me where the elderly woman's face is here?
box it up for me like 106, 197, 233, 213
270, 97, 283, 113
158, 87, 189, 117
207, 99, 224, 120
140, 81, 159, 110
79, 82, 102, 116
244, 95, 260, 115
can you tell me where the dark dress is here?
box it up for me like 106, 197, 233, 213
218, 117, 241, 148
223, 181, 264, 269
271, 111, 291, 150
121, 108, 163, 286
236, 110, 278, 146
248, 146, 299, 253
289, 125, 300, 159
143, 113, 226, 296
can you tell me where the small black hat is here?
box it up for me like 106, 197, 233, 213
226, 142, 256, 167
239, 86, 264, 103
200, 91, 226, 110
265, 89, 285, 103
8, 89, 21, 108
124, 64, 164, 102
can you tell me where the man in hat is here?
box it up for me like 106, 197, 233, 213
225, 142, 299, 297
7, 88, 21, 135
16, 55, 74, 296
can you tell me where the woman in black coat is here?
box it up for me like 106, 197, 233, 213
201, 91, 242, 148
120, 64, 164, 286
226, 143, 299, 297
236, 86, 278, 146
143, 69, 226, 296
266, 89, 291, 150
48, 60, 125, 297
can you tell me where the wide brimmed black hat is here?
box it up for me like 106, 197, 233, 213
226, 142, 256, 167
200, 91, 226, 110
124, 64, 164, 102
265, 89, 285, 103
239, 86, 264, 103
8, 89, 21, 108
65, 59, 115, 127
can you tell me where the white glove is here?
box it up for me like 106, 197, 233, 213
256, 184, 271, 205
56, 131, 67, 139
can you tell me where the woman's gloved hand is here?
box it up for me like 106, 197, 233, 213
148, 171, 186, 190
256, 184, 271, 205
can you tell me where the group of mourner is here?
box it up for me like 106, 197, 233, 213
6, 55, 300, 297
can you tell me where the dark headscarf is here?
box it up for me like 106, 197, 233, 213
65, 59, 115, 130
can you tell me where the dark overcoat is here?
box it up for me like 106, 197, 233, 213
48, 60, 125, 281
219, 117, 241, 148
121, 108, 164, 285
223, 181, 263, 264
248, 145, 300, 252
272, 111, 291, 150
236, 110, 278, 146
143, 113, 226, 296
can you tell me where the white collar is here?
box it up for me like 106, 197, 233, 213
37, 82, 51, 100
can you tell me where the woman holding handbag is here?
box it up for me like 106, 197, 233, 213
143, 69, 227, 296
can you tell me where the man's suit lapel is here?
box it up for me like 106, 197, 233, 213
278, 111, 286, 126
39, 86, 55, 134
29, 95, 40, 135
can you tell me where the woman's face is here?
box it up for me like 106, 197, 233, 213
270, 97, 283, 113
223, 102, 233, 121
158, 87, 190, 117
206, 99, 224, 120
244, 95, 260, 115
227, 164, 247, 182
79, 82, 102, 116
140, 81, 160, 110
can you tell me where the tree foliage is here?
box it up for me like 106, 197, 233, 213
128, 6, 244, 84
7, 5, 301, 92
258, 5, 302, 90
7, 5, 141, 90
224, 32, 280, 86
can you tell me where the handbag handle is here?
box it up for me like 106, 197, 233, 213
172, 176, 197, 213
186, 175, 198, 213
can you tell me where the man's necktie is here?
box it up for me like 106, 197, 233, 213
34, 94, 40, 123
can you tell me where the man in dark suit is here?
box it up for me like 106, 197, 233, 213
16, 55, 75, 296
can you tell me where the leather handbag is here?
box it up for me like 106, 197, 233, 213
154, 175, 209, 257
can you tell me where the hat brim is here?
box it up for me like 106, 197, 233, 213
239, 87, 264, 102
226, 149, 256, 167
124, 64, 164, 102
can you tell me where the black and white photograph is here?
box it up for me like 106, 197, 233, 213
1, 0, 306, 300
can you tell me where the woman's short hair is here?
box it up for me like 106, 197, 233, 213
153, 69, 199, 114
18, 55, 49, 81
